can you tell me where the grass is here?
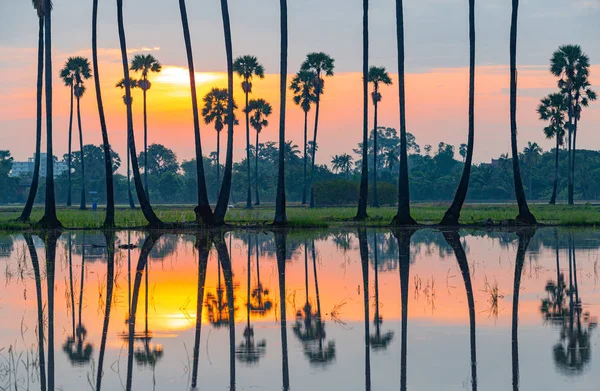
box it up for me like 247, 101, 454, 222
1, 202, 600, 230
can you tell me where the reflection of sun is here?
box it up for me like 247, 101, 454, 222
155, 66, 223, 86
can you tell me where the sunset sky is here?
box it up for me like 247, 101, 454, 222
1, 0, 599, 168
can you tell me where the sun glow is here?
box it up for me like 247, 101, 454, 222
154, 66, 224, 86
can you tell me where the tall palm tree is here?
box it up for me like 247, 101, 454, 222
274, 0, 289, 225
550, 45, 596, 205
367, 67, 393, 208
60, 60, 75, 207
38, 0, 60, 228
130, 54, 162, 200
178, 0, 214, 225
538, 93, 567, 204
202, 88, 237, 191
233, 55, 265, 209
440, 0, 475, 226
247, 98, 272, 206
509, 0, 536, 224
116, 0, 163, 228
391, 0, 416, 226
116, 78, 138, 209
300, 52, 335, 208
356, 0, 370, 220
92, 0, 115, 227
17, 0, 47, 222
290, 70, 316, 205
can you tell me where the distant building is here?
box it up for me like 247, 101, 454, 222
10, 153, 67, 178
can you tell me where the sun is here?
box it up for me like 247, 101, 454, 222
154, 66, 224, 86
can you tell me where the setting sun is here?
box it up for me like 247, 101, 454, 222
154, 66, 224, 86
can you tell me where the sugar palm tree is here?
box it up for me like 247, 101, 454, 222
356, 0, 370, 220
246, 98, 272, 206
116, 0, 163, 227
92, 0, 115, 227
509, 0, 536, 224
274, 0, 289, 225
74, 60, 91, 210
331, 154, 353, 179
367, 66, 393, 208
550, 45, 597, 205
440, 0, 475, 226
300, 52, 335, 208
130, 54, 161, 200
233, 55, 264, 209
202, 88, 237, 191
17, 0, 48, 222
178, 0, 214, 225
290, 70, 317, 205
116, 78, 138, 209
391, 0, 416, 226
538, 93, 567, 204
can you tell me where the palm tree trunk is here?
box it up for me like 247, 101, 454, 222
274, 0, 288, 224
68, 84, 74, 207
570, 97, 580, 204
18, 18, 44, 222
215, 236, 236, 390
550, 138, 559, 204
566, 92, 574, 205
217, 131, 221, 194
247, 238, 251, 327
356, 0, 369, 221
127, 132, 135, 209
116, 0, 163, 228
214, 0, 235, 225
96, 233, 114, 391
396, 229, 413, 391
302, 110, 308, 205
25, 234, 46, 391
392, 0, 416, 226
245, 90, 252, 209
78, 245, 85, 331
191, 235, 209, 388
275, 232, 290, 390
255, 131, 260, 205
77, 96, 87, 210
143, 86, 149, 201
373, 99, 379, 207
44, 232, 58, 391
358, 229, 371, 390
440, 0, 475, 226
92, 0, 115, 227
309, 97, 320, 209
178, 0, 214, 225
509, 0, 536, 225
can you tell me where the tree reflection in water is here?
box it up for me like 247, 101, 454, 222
369, 232, 394, 351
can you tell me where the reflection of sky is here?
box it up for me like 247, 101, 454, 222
1, 228, 600, 389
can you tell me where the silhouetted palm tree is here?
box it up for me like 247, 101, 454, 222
247, 98, 272, 205
130, 54, 162, 200
116, 0, 163, 228
538, 93, 567, 204
509, 0, 536, 224
178, 0, 214, 225
96, 233, 115, 390
17, 0, 48, 222
391, 0, 416, 226
233, 55, 264, 209
274, 0, 288, 225
331, 154, 353, 179
116, 78, 138, 209
367, 67, 393, 208
290, 70, 317, 205
356, 0, 370, 220
191, 234, 210, 388
300, 53, 335, 208
440, 0, 475, 225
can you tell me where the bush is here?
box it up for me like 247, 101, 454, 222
313, 180, 398, 206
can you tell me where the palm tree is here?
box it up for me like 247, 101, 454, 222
367, 66, 393, 208
233, 55, 265, 209
38, 0, 60, 228
202, 88, 237, 191
538, 93, 567, 204
116, 0, 163, 228
130, 54, 162, 200
356, 0, 370, 220
509, 0, 536, 224
246, 98, 272, 206
96, 233, 115, 390
17, 0, 47, 222
178, 0, 214, 225
300, 53, 335, 208
391, 0, 416, 226
274, 0, 288, 225
92, 0, 115, 227
440, 0, 475, 226
59, 59, 75, 207
116, 78, 138, 209
522, 141, 542, 200
550, 45, 597, 205
331, 154, 353, 179
290, 70, 317, 205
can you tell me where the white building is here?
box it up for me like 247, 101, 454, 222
10, 153, 68, 178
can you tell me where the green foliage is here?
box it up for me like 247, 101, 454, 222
313, 180, 397, 206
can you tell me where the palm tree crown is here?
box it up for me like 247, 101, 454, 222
60, 57, 92, 88
202, 88, 238, 132
300, 52, 335, 95
130, 54, 161, 90
290, 70, 317, 113
246, 99, 272, 134
538, 93, 567, 144
233, 55, 265, 93
31, 0, 51, 18
368, 66, 393, 104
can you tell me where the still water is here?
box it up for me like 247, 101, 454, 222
0, 228, 598, 390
